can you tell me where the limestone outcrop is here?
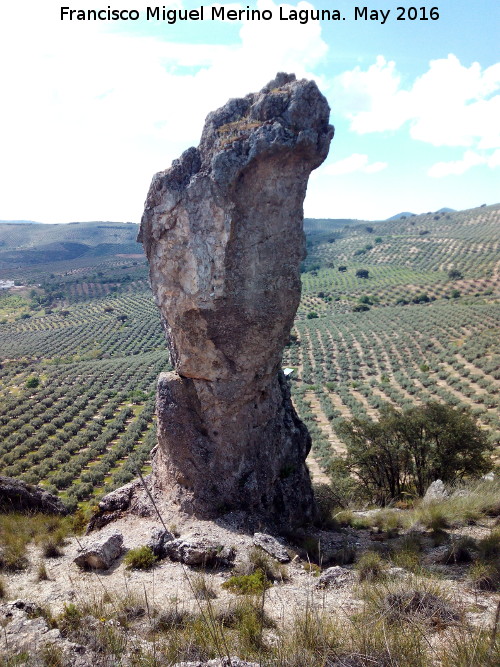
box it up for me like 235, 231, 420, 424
139, 73, 333, 529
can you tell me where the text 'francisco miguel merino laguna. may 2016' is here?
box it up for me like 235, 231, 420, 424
60, 5, 440, 26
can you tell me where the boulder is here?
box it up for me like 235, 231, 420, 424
139, 73, 333, 529
0, 475, 67, 514
165, 537, 235, 567
147, 526, 174, 558
316, 566, 354, 589
423, 480, 448, 503
253, 532, 290, 563
74, 532, 123, 570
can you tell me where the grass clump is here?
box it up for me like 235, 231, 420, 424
191, 574, 217, 600
413, 478, 500, 530
469, 528, 500, 590
439, 626, 500, 667
372, 509, 406, 537
335, 509, 372, 530
355, 550, 388, 581
39, 642, 64, 667
303, 562, 321, 576
123, 546, 156, 570
364, 581, 461, 628
58, 603, 84, 634
0, 537, 28, 572
441, 536, 476, 564
416, 502, 451, 533
390, 532, 425, 573
469, 561, 500, 591
153, 608, 196, 632
477, 527, 500, 561
37, 562, 50, 581
222, 569, 271, 595
216, 598, 275, 653
41, 538, 64, 558
0, 576, 6, 599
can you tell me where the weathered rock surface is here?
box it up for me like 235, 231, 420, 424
0, 475, 68, 514
316, 566, 354, 589
0, 600, 86, 664
147, 526, 174, 558
74, 532, 123, 570
423, 479, 448, 503
139, 72, 333, 529
253, 532, 290, 563
165, 536, 235, 567
86, 477, 156, 532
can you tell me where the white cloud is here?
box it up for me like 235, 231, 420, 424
323, 153, 387, 176
429, 149, 500, 177
332, 54, 500, 169
0, 0, 328, 222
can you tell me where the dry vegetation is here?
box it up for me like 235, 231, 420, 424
0, 479, 499, 665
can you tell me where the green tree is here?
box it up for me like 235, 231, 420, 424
396, 402, 492, 495
448, 269, 463, 280
337, 403, 492, 503
336, 408, 410, 503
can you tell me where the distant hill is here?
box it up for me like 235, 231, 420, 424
387, 212, 416, 220
0, 221, 140, 268
0, 220, 38, 225
388, 207, 456, 220
304, 218, 367, 231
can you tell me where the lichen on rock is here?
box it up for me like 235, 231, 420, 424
138, 73, 334, 530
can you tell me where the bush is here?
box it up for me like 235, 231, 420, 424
222, 570, 271, 595
337, 402, 493, 502
248, 547, 288, 582
25, 376, 39, 389
123, 546, 156, 570
58, 603, 83, 634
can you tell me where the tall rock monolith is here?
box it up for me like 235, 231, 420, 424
138, 73, 334, 530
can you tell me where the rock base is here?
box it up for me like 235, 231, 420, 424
153, 370, 316, 530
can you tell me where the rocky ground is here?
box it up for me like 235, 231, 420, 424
1, 502, 499, 666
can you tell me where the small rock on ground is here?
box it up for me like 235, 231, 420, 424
253, 532, 290, 563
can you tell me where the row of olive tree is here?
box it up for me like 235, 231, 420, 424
334, 402, 493, 504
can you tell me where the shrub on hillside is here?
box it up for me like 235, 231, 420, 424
336, 402, 492, 503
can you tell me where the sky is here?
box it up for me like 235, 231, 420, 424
0, 0, 498, 223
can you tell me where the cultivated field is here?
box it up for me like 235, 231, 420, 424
0, 204, 499, 507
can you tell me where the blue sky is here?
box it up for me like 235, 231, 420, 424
0, 0, 498, 222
